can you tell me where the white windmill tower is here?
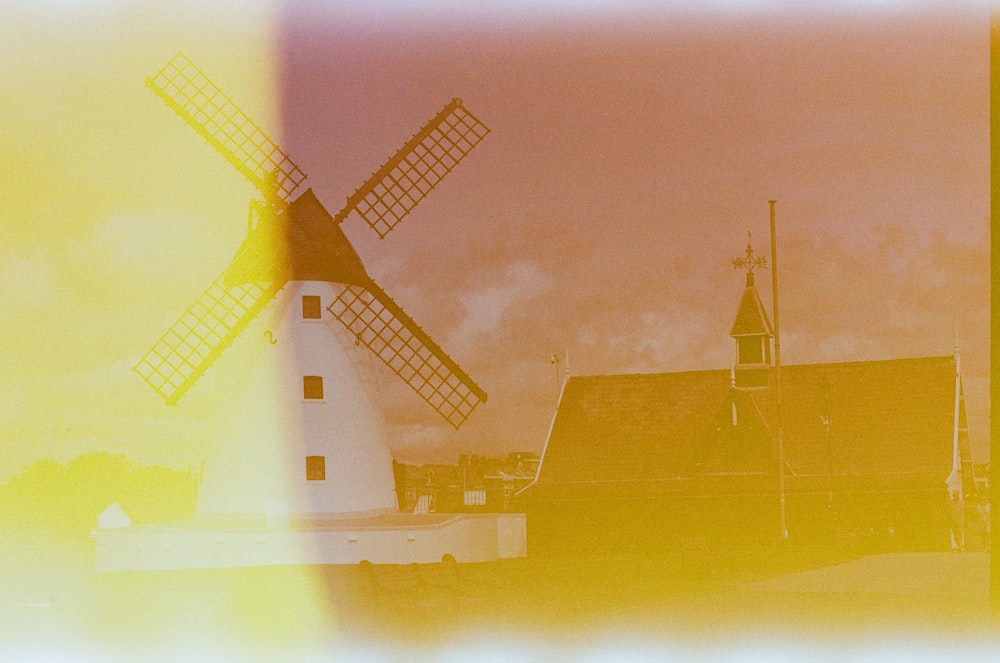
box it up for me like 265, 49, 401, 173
134, 53, 489, 523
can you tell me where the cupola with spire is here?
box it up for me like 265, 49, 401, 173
730, 233, 774, 388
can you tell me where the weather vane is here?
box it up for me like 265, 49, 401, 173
732, 230, 768, 275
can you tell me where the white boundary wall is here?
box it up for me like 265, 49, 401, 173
95, 513, 526, 572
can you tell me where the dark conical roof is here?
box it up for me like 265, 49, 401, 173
223, 188, 372, 287
285, 188, 370, 285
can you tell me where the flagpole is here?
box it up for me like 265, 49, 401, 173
769, 199, 788, 540
989, 2, 1000, 621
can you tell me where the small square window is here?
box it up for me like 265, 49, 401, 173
303, 375, 324, 399
302, 295, 322, 319
306, 455, 326, 481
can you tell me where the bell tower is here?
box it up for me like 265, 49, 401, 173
730, 233, 774, 388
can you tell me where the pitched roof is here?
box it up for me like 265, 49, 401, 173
536, 369, 731, 485
527, 355, 969, 499
758, 357, 960, 477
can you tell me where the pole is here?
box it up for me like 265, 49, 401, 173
990, 1, 1000, 621
822, 377, 832, 508
769, 199, 788, 540
550, 353, 562, 403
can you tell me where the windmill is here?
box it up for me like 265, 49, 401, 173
134, 53, 489, 519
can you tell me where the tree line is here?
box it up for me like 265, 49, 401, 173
0, 451, 198, 535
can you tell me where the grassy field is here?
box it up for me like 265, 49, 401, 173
0, 532, 993, 659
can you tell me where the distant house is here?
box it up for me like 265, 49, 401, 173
519, 268, 977, 555
395, 452, 539, 514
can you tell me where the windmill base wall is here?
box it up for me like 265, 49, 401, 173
94, 513, 526, 572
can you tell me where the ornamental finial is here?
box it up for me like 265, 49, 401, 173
732, 230, 768, 285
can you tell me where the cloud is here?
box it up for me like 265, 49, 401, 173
449, 261, 551, 349
0, 251, 58, 321
775, 225, 988, 367
84, 209, 236, 288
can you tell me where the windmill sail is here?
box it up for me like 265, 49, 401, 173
334, 99, 490, 238
146, 52, 307, 202
328, 281, 487, 429
134, 274, 283, 405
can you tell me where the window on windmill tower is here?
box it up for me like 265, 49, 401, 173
306, 455, 326, 481
303, 375, 324, 399
302, 295, 322, 319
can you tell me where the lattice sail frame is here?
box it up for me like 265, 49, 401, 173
335, 99, 490, 238
328, 283, 487, 429
146, 52, 307, 202
134, 278, 283, 406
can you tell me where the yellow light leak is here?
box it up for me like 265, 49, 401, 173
0, 1, 342, 655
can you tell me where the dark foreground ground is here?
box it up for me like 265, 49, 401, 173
0, 533, 994, 660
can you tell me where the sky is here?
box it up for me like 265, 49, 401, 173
0, 0, 989, 482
